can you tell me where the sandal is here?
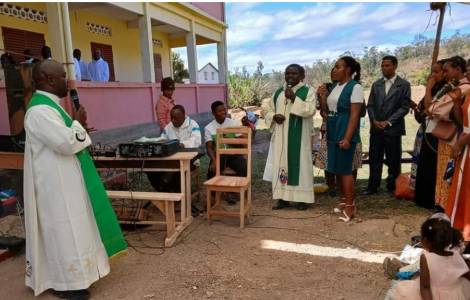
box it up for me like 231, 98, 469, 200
339, 204, 356, 222
333, 202, 346, 214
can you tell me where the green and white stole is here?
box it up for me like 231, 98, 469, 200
273, 85, 309, 186
27, 92, 127, 258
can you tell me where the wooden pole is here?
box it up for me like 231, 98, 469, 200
431, 3, 446, 65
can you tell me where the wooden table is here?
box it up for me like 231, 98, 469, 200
93, 152, 198, 247
0, 151, 198, 247
0, 152, 24, 170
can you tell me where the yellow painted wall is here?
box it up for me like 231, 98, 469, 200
69, 11, 143, 82
154, 3, 225, 32
0, 3, 49, 52
152, 30, 171, 78
0, 2, 224, 82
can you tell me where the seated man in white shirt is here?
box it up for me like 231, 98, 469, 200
205, 101, 248, 180
161, 105, 201, 150
147, 105, 202, 193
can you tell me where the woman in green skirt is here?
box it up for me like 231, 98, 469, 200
318, 56, 363, 222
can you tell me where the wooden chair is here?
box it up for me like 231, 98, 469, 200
204, 127, 252, 228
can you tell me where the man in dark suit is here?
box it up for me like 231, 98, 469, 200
364, 56, 411, 195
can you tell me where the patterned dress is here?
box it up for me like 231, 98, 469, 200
435, 78, 470, 208
446, 93, 470, 240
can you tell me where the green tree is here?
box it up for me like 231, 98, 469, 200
171, 52, 189, 83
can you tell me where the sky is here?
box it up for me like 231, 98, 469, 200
174, 2, 470, 74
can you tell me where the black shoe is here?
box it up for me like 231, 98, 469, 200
53, 289, 90, 300
296, 202, 308, 211
362, 189, 378, 196
272, 200, 290, 210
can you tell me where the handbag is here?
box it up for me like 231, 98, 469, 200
432, 120, 458, 141
430, 82, 470, 141
429, 82, 470, 121
429, 94, 454, 121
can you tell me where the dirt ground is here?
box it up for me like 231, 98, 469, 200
0, 194, 428, 300
0, 108, 432, 300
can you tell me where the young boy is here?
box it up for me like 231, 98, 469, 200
204, 101, 247, 180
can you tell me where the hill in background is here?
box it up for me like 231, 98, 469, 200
228, 31, 470, 108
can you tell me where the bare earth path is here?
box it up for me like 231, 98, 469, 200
0, 114, 430, 300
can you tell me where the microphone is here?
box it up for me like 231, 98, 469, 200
285, 82, 293, 105
70, 89, 80, 110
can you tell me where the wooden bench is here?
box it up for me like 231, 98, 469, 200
107, 191, 189, 247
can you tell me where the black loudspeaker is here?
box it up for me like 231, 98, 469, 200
1, 63, 35, 152
0, 133, 25, 152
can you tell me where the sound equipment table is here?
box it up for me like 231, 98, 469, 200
93, 152, 198, 247
0, 151, 198, 247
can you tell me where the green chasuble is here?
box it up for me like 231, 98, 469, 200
273, 85, 309, 186
27, 92, 127, 258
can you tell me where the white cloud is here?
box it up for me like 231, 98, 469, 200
228, 47, 343, 73
197, 44, 217, 70
444, 4, 470, 29
273, 4, 365, 41
362, 3, 407, 23
227, 12, 275, 46
223, 2, 470, 73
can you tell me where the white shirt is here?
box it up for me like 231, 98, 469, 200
327, 82, 364, 112
204, 118, 240, 143
384, 74, 397, 95
73, 58, 81, 81
88, 58, 109, 82
161, 117, 202, 148
78, 59, 90, 80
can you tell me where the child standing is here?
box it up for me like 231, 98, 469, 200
390, 218, 470, 299
156, 77, 176, 130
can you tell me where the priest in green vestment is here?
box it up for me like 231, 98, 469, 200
23, 60, 126, 299
262, 64, 316, 210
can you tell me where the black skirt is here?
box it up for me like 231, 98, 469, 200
414, 133, 439, 209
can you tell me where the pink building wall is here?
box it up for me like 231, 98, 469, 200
190, 3, 225, 22
0, 81, 226, 134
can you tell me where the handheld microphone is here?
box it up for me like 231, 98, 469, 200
70, 89, 80, 110
285, 81, 293, 105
